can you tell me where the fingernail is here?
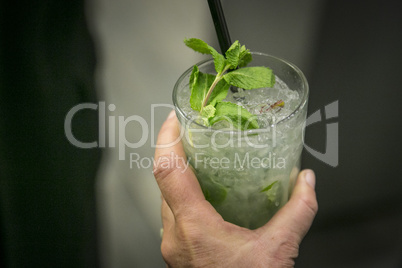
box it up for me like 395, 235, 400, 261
304, 170, 316, 189
167, 110, 176, 120
160, 228, 164, 239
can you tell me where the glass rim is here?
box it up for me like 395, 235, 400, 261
172, 52, 309, 135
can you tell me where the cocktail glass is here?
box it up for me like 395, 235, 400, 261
173, 53, 308, 229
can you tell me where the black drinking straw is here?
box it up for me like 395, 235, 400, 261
207, 0, 240, 93
207, 0, 232, 53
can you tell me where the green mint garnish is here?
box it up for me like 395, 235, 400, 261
260, 181, 278, 193
261, 181, 278, 204
189, 65, 229, 112
210, 102, 259, 130
223, 67, 275, 90
199, 176, 227, 206
184, 38, 276, 130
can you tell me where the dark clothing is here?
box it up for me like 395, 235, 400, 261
0, 1, 101, 267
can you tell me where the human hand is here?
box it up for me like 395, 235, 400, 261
153, 111, 318, 268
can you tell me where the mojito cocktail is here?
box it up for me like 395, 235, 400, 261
173, 52, 308, 229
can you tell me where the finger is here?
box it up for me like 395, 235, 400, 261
153, 110, 206, 217
161, 196, 175, 231
160, 196, 177, 268
258, 169, 318, 244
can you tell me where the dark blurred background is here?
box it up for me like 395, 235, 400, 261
1, 0, 101, 267
225, 1, 402, 267
1, 0, 401, 267
297, 1, 402, 267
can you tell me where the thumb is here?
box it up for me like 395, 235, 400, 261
153, 110, 206, 218
258, 169, 318, 244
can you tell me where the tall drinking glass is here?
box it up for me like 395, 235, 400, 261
173, 53, 308, 229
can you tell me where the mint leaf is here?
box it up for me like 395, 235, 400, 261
199, 176, 227, 206
223, 67, 275, 90
260, 181, 278, 192
238, 45, 252, 67
203, 184, 227, 206
184, 38, 227, 76
261, 181, 280, 205
184, 38, 277, 130
200, 104, 216, 119
207, 79, 230, 107
211, 49, 226, 74
210, 102, 259, 130
184, 38, 212, 54
225, 40, 241, 69
189, 65, 229, 112
200, 105, 216, 126
189, 65, 215, 111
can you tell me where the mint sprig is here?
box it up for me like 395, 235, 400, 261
184, 38, 276, 130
